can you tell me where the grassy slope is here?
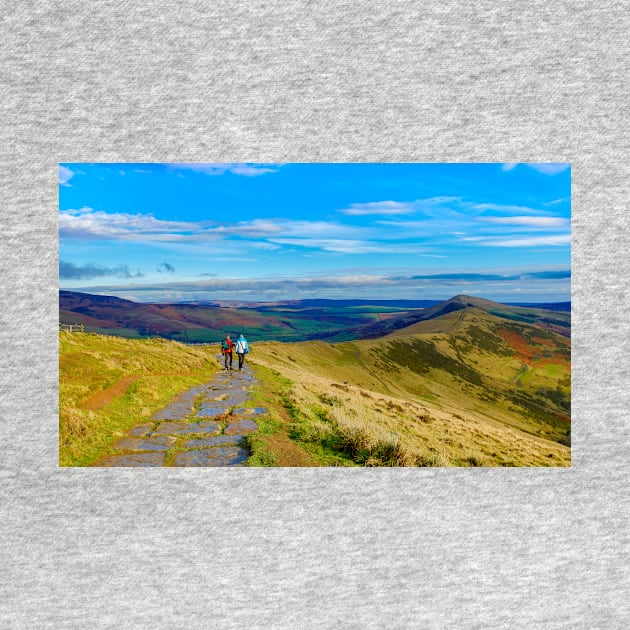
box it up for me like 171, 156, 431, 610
247, 308, 570, 466
59, 304, 571, 467
357, 295, 571, 339
59, 331, 219, 466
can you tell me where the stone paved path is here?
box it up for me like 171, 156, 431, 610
99, 360, 267, 467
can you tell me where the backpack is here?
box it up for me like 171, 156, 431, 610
221, 339, 232, 352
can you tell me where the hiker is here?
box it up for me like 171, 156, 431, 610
221, 334, 234, 370
234, 333, 250, 371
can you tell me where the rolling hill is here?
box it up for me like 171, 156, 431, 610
60, 291, 313, 341
356, 294, 571, 339
246, 300, 570, 466
59, 291, 435, 342
59, 292, 571, 466
60, 290, 570, 345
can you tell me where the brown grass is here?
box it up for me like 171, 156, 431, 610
249, 340, 571, 467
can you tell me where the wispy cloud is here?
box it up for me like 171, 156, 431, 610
268, 238, 424, 254
59, 260, 144, 280
77, 268, 570, 302
501, 163, 570, 175
340, 197, 463, 218
157, 262, 175, 273
478, 216, 569, 227
60, 201, 570, 262
339, 201, 418, 216
168, 163, 280, 176
528, 163, 570, 175
485, 234, 571, 247
59, 207, 208, 241
374, 198, 557, 224
59, 209, 366, 246
59, 165, 75, 187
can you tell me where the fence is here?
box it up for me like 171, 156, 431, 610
59, 323, 85, 333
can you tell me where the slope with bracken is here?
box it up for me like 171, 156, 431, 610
247, 297, 570, 466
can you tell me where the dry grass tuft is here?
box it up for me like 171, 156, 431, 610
328, 404, 417, 466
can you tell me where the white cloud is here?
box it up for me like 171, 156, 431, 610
501, 163, 570, 175
339, 201, 418, 216
486, 234, 571, 247
249, 242, 282, 251
268, 238, 422, 254
59, 165, 75, 186
340, 197, 463, 218
169, 163, 279, 176
469, 202, 550, 215
201, 219, 364, 240
74, 267, 570, 302
543, 197, 570, 207
527, 163, 570, 175
478, 216, 569, 228
59, 207, 203, 241
59, 209, 368, 252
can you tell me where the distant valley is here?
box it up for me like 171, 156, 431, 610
60, 290, 569, 343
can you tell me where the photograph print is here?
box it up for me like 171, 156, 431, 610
59, 162, 571, 467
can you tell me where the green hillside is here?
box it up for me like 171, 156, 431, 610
59, 331, 219, 466
246, 306, 570, 467
59, 298, 571, 467
357, 295, 571, 339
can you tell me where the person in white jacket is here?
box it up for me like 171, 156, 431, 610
234, 334, 250, 371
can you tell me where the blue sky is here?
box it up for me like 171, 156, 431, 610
59, 162, 570, 303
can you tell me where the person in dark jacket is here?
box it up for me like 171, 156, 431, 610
221, 334, 234, 370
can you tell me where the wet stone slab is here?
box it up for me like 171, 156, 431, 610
224, 418, 258, 435
152, 403, 193, 421
195, 407, 229, 419
129, 423, 154, 437
113, 436, 176, 451
151, 381, 215, 421
200, 396, 246, 409
174, 446, 249, 467
154, 421, 220, 435
99, 452, 165, 467
205, 393, 229, 401
212, 395, 249, 408
183, 435, 244, 448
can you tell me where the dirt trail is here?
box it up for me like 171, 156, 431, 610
82, 375, 141, 410
97, 359, 267, 467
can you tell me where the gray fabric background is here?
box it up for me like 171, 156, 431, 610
1, 1, 628, 628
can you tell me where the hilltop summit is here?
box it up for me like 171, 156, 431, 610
356, 295, 570, 339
